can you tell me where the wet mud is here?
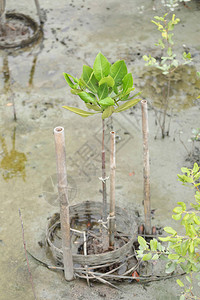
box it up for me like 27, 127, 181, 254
0, 0, 200, 299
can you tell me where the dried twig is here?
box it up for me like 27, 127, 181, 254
19, 209, 37, 300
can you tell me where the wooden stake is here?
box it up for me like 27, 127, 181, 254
141, 100, 151, 234
109, 131, 116, 247
54, 126, 74, 281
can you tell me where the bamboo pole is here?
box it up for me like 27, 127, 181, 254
109, 131, 116, 248
54, 126, 74, 281
141, 100, 151, 234
0, 0, 6, 33
102, 118, 107, 222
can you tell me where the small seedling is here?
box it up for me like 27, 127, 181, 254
143, 13, 192, 138
63, 52, 141, 248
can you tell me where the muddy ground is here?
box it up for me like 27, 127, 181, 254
0, 0, 200, 299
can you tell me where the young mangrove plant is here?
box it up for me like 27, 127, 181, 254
63, 52, 141, 248
137, 163, 200, 300
162, 0, 191, 11
143, 13, 192, 138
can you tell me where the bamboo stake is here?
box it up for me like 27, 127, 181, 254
101, 119, 109, 251
141, 100, 151, 234
54, 126, 74, 281
0, 0, 6, 33
102, 118, 107, 222
109, 131, 116, 248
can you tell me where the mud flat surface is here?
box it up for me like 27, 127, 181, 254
0, 0, 200, 299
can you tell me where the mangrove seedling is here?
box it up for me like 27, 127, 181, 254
137, 163, 200, 300
63, 52, 141, 249
143, 13, 192, 138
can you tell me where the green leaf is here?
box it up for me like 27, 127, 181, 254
150, 239, 158, 251
120, 87, 135, 99
164, 227, 177, 236
71, 89, 83, 95
85, 103, 102, 112
173, 207, 183, 214
189, 241, 194, 253
159, 236, 172, 242
183, 52, 191, 60
115, 98, 140, 113
152, 254, 159, 260
181, 167, 189, 175
165, 262, 176, 273
172, 213, 182, 220
160, 254, 169, 261
143, 253, 152, 261
102, 106, 114, 119
177, 202, 186, 211
62, 106, 98, 117
156, 39, 165, 49
188, 225, 197, 238
113, 85, 118, 94
143, 55, 149, 62
186, 276, 192, 284
81, 65, 98, 93
154, 16, 165, 21
176, 279, 184, 287
78, 91, 96, 104
93, 52, 110, 81
99, 97, 115, 108
168, 254, 179, 260
138, 236, 147, 250
159, 236, 171, 242
99, 75, 115, 87
97, 83, 109, 100
180, 240, 189, 256
122, 73, 133, 93
167, 47, 172, 56
180, 295, 185, 300
178, 258, 185, 263
110, 60, 128, 86
63, 72, 75, 88
193, 163, 199, 173
193, 215, 200, 225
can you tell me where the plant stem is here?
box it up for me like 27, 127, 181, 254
34, 0, 43, 25
109, 131, 116, 248
54, 126, 74, 281
19, 209, 37, 300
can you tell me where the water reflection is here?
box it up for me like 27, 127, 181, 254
0, 127, 27, 181
137, 65, 200, 111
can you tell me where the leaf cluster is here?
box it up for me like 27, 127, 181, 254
188, 128, 200, 143
143, 14, 192, 75
137, 163, 200, 299
63, 53, 141, 119
163, 0, 191, 12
